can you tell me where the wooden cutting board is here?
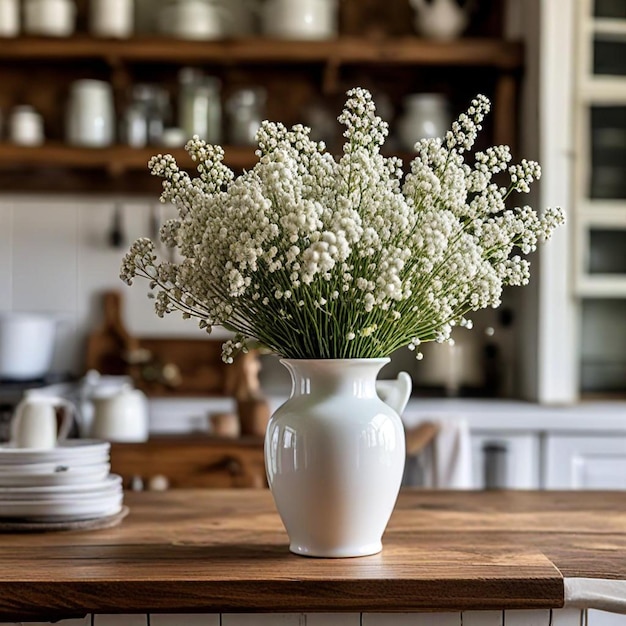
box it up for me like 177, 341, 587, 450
84, 291, 244, 398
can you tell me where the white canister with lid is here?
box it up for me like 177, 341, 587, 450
262, 0, 338, 40
90, 0, 134, 38
23, 0, 76, 37
66, 79, 115, 147
396, 93, 451, 151
0, 0, 19, 37
9, 106, 44, 146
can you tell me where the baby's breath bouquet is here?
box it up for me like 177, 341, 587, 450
121, 88, 564, 363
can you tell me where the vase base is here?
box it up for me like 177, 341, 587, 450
289, 541, 383, 558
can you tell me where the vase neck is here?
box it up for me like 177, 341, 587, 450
281, 359, 390, 399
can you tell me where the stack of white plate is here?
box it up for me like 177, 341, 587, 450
0, 440, 124, 522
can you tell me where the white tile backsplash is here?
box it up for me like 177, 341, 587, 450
12, 200, 78, 314
0, 197, 235, 377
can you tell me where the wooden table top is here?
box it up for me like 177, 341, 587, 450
0, 489, 625, 620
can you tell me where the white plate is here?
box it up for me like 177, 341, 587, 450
0, 493, 124, 520
0, 459, 110, 474
0, 440, 110, 464
0, 475, 122, 499
0, 465, 110, 487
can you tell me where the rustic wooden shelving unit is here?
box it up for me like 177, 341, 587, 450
0, 3, 523, 195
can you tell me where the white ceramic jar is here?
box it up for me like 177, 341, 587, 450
66, 79, 115, 147
0, 0, 19, 37
262, 0, 337, 40
396, 93, 451, 151
8, 106, 44, 146
90, 0, 134, 38
23, 0, 76, 37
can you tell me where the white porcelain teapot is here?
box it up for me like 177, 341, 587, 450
409, 0, 470, 41
10, 395, 75, 449
90, 384, 149, 442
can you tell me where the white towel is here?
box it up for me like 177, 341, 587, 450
422, 418, 473, 489
565, 577, 626, 613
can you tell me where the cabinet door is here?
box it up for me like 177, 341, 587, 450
545, 435, 626, 489
470, 432, 540, 490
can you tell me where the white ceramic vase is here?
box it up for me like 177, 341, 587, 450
265, 358, 411, 558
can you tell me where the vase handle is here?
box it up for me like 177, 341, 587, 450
376, 372, 412, 417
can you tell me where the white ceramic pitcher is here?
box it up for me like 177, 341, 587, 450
10, 395, 75, 449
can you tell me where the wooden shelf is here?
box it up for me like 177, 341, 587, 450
0, 36, 524, 69
0, 143, 431, 194
0, 34, 524, 194
0, 143, 259, 193
0, 143, 257, 173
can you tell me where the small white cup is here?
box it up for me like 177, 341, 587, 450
23, 0, 76, 37
9, 106, 44, 146
0, 0, 19, 37
10, 396, 74, 450
90, 0, 134, 38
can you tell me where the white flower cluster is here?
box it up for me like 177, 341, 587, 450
120, 88, 565, 361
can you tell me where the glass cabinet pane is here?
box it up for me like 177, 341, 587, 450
590, 106, 626, 199
580, 298, 626, 395
588, 229, 626, 274
594, 0, 626, 19
593, 37, 626, 76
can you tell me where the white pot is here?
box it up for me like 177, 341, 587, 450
265, 358, 409, 558
0, 313, 59, 380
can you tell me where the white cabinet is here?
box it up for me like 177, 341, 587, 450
545, 434, 626, 489
531, 0, 626, 403
470, 432, 541, 490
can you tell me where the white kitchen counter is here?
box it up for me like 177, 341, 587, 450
148, 395, 626, 435
402, 398, 626, 432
